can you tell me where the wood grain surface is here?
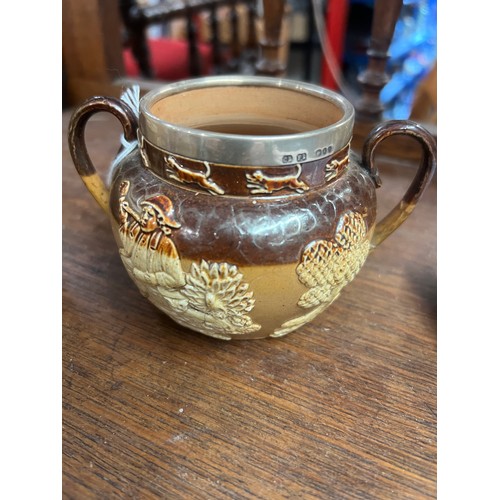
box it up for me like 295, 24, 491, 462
62, 109, 436, 499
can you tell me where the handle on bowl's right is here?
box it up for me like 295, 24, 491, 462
361, 120, 437, 248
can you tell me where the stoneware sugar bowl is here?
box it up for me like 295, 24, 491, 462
68, 76, 436, 340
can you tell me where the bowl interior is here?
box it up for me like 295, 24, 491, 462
149, 85, 345, 136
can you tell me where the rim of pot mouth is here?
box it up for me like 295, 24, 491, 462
139, 75, 355, 167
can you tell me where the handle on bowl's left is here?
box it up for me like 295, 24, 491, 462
68, 96, 138, 214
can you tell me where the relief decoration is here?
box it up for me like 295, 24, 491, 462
117, 181, 260, 339
325, 152, 349, 182
246, 164, 310, 194
164, 155, 225, 195
272, 211, 370, 337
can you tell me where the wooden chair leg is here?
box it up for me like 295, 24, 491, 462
129, 26, 155, 79
246, 0, 258, 58
186, 8, 202, 77
255, 0, 287, 77
209, 4, 223, 73
224, 1, 242, 72
356, 0, 403, 122
119, 0, 154, 79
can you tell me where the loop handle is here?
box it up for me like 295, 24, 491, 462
361, 120, 437, 248
68, 96, 138, 213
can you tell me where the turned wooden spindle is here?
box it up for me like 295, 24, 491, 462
255, 0, 287, 77
356, 0, 403, 122
226, 0, 242, 71
247, 0, 258, 55
209, 3, 223, 73
119, 0, 154, 79
186, 6, 202, 77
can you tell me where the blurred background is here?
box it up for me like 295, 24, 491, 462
62, 0, 436, 129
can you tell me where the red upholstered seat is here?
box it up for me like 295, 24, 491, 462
123, 37, 214, 81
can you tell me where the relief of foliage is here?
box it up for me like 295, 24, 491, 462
273, 211, 370, 336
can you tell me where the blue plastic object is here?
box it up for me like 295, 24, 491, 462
380, 0, 437, 119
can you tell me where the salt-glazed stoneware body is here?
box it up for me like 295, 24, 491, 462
68, 76, 436, 340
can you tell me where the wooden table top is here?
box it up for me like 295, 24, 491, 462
62, 109, 436, 499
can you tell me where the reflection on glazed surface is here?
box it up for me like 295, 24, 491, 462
110, 151, 376, 267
